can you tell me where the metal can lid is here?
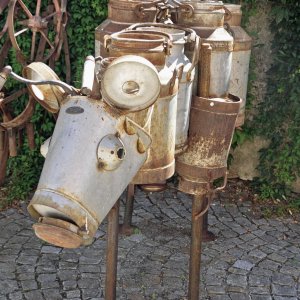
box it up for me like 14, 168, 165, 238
33, 217, 84, 249
101, 55, 160, 112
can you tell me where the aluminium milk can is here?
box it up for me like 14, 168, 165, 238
198, 28, 233, 98
104, 31, 180, 184
95, 0, 168, 57
176, 94, 241, 194
224, 4, 252, 127
128, 23, 200, 153
28, 95, 152, 248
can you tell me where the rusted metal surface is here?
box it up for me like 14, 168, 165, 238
95, 0, 168, 57
188, 193, 205, 300
28, 95, 152, 245
127, 23, 200, 154
119, 184, 136, 235
226, 24, 252, 127
176, 94, 241, 192
33, 217, 84, 248
105, 200, 119, 300
104, 30, 179, 184
224, 3, 242, 26
104, 31, 172, 67
23, 62, 65, 113
7, 0, 62, 64
175, 0, 227, 28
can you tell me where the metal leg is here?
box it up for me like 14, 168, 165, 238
105, 200, 119, 300
202, 197, 216, 242
188, 193, 205, 300
119, 184, 136, 235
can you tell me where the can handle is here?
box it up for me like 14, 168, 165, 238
194, 171, 228, 220
169, 63, 184, 94
186, 35, 200, 82
103, 35, 112, 51
224, 5, 232, 22
171, 0, 194, 17
81, 55, 95, 96
134, 0, 167, 20
199, 43, 212, 98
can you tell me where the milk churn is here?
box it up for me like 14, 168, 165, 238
224, 4, 242, 26
127, 23, 200, 153
198, 29, 233, 98
27, 56, 159, 248
224, 4, 252, 127
95, 0, 169, 58
104, 31, 180, 184
174, 0, 228, 28
176, 94, 241, 194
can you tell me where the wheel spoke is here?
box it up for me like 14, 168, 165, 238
39, 30, 54, 48
14, 28, 28, 37
30, 31, 37, 61
35, 0, 41, 16
17, 0, 33, 18
44, 12, 57, 20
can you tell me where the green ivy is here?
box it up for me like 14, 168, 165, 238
0, 0, 108, 204
252, 0, 300, 200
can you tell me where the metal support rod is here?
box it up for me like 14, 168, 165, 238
202, 197, 216, 242
119, 184, 135, 235
123, 184, 135, 227
105, 200, 120, 300
188, 193, 205, 300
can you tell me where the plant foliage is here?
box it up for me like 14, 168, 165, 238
252, 0, 300, 199
0, 0, 108, 204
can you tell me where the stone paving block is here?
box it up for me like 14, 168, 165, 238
229, 292, 250, 300
0, 279, 18, 294
250, 295, 272, 300
272, 284, 297, 296
272, 273, 295, 286
24, 290, 44, 300
233, 259, 254, 271
20, 279, 38, 291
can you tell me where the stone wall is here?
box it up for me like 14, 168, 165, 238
230, 1, 274, 180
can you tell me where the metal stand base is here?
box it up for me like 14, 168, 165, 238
119, 184, 136, 236
105, 200, 119, 300
188, 193, 205, 300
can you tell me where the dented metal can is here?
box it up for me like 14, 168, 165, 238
175, 0, 227, 28
176, 94, 241, 194
127, 23, 200, 153
95, 0, 166, 57
104, 30, 179, 183
28, 96, 151, 248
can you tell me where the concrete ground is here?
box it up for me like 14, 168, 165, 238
0, 183, 299, 300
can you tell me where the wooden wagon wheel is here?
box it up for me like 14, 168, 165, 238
7, 0, 63, 65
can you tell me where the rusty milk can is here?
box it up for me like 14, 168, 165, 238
176, 94, 241, 194
225, 4, 252, 127
104, 31, 180, 184
127, 23, 200, 153
95, 0, 168, 57
174, 0, 227, 28
27, 56, 160, 248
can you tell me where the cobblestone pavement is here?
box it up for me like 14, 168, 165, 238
0, 184, 299, 300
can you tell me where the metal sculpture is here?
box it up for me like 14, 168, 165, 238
0, 0, 252, 299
